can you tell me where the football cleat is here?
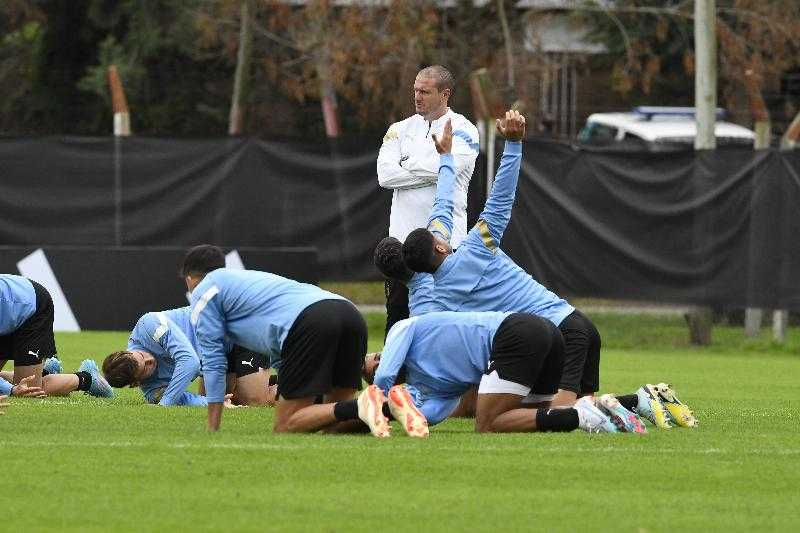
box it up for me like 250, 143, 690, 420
42, 356, 63, 375
597, 394, 647, 434
653, 383, 698, 428
574, 396, 618, 433
387, 385, 429, 438
635, 384, 672, 429
357, 384, 390, 438
78, 359, 114, 398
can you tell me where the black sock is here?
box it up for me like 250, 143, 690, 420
333, 399, 359, 421
617, 394, 638, 411
535, 408, 579, 432
75, 371, 92, 392
382, 403, 394, 421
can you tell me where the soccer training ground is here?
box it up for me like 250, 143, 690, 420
3, 312, 798, 532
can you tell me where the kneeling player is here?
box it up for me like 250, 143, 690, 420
102, 306, 274, 406
0, 274, 112, 399
364, 310, 619, 434
183, 245, 381, 434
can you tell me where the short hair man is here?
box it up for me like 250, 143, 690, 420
377, 65, 479, 337
182, 245, 385, 435
102, 306, 274, 406
363, 310, 619, 434
0, 274, 112, 400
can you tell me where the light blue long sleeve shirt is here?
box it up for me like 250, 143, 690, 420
189, 268, 345, 404
412, 142, 574, 326
0, 275, 37, 336
0, 378, 12, 396
373, 311, 510, 425
127, 307, 207, 406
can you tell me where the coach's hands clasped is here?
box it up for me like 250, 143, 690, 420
496, 110, 526, 141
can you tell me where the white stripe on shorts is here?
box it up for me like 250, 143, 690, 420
477, 370, 531, 396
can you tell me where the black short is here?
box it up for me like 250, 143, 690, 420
489, 313, 564, 394
226, 345, 269, 378
384, 279, 409, 339
277, 299, 367, 400
0, 280, 56, 366
557, 310, 601, 394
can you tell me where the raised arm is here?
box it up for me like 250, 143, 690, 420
425, 119, 457, 242
377, 125, 437, 190
474, 110, 526, 248
402, 122, 479, 183
190, 284, 228, 431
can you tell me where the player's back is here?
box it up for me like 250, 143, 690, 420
0, 274, 36, 334
192, 268, 345, 361
402, 311, 510, 395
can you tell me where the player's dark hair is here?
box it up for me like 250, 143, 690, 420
102, 351, 137, 388
418, 65, 454, 94
402, 228, 438, 273
181, 244, 225, 278
374, 237, 412, 282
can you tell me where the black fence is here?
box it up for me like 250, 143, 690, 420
2, 136, 799, 326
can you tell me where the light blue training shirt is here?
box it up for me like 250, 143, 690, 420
373, 310, 511, 425
189, 268, 345, 404
0, 275, 38, 395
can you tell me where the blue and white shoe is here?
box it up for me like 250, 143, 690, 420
78, 359, 114, 398
42, 356, 63, 375
574, 396, 618, 433
597, 394, 647, 434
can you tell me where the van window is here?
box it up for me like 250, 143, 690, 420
578, 123, 618, 143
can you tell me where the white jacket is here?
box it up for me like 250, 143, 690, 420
377, 108, 479, 246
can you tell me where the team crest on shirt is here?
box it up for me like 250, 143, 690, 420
383, 130, 399, 142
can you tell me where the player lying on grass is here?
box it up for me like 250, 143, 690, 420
0, 274, 113, 400
101, 306, 275, 407
183, 245, 386, 435
362, 309, 629, 434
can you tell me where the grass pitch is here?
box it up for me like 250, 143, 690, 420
2, 313, 799, 532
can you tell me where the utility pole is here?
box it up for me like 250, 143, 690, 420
687, 0, 716, 345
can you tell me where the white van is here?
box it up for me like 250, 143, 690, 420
578, 107, 755, 149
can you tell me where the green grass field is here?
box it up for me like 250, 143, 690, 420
3, 312, 799, 532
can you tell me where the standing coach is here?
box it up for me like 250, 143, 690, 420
376, 65, 480, 336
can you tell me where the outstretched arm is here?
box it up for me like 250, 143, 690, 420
190, 285, 228, 431
474, 110, 526, 249
425, 119, 457, 242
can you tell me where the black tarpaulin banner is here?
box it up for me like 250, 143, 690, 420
0, 136, 799, 309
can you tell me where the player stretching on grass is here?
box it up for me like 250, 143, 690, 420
0, 274, 113, 400
381, 111, 694, 429
363, 310, 621, 433
101, 306, 275, 407
183, 245, 388, 435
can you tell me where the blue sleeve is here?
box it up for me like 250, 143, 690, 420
425, 153, 457, 242
0, 377, 12, 396
373, 320, 416, 394
407, 273, 445, 316
475, 141, 522, 247
190, 284, 228, 404
419, 395, 461, 426
151, 314, 202, 406
171, 391, 208, 407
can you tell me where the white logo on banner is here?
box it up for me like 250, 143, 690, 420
17, 249, 81, 332
185, 249, 245, 303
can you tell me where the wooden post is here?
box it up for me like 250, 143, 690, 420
228, 0, 253, 136
687, 0, 717, 346
107, 65, 130, 247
